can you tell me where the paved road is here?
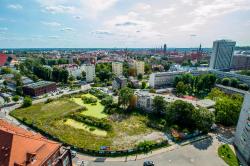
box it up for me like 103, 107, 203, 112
75, 137, 226, 166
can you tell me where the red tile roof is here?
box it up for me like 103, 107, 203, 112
0, 120, 61, 166
0, 53, 8, 66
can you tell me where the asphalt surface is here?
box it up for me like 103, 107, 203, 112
74, 137, 227, 166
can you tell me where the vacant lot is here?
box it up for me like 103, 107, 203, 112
11, 94, 165, 150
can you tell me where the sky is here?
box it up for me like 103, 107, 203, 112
0, 0, 250, 48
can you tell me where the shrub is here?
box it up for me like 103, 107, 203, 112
12, 95, 20, 102
45, 98, 54, 104
89, 127, 96, 131
22, 96, 32, 108
69, 113, 112, 131
82, 96, 97, 104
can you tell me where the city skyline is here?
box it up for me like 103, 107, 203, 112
0, 0, 250, 48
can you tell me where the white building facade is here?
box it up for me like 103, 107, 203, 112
209, 40, 236, 70
149, 71, 185, 88
234, 93, 250, 165
112, 62, 123, 76
83, 64, 95, 83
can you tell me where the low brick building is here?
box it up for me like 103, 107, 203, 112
0, 119, 72, 166
23, 81, 57, 97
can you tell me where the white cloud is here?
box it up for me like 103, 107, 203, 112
48, 36, 60, 39
92, 30, 113, 35
37, 0, 118, 17
7, 4, 23, 10
43, 5, 77, 14
41, 21, 61, 27
60, 27, 74, 31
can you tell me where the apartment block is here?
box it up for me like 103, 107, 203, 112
83, 64, 95, 83
112, 62, 123, 76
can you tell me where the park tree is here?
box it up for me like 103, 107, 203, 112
166, 100, 196, 129
82, 71, 86, 80
12, 95, 20, 102
22, 96, 32, 108
137, 73, 143, 80
192, 108, 215, 133
176, 81, 187, 96
141, 81, 147, 89
215, 97, 242, 126
152, 96, 168, 115
118, 87, 134, 109
144, 63, 152, 74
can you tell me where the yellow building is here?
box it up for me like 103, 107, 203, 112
112, 62, 123, 76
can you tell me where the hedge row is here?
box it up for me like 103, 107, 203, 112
68, 113, 112, 131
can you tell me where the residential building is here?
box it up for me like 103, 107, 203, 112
58, 64, 83, 78
135, 61, 145, 75
112, 76, 127, 90
209, 40, 236, 71
231, 54, 250, 70
234, 93, 250, 165
149, 71, 185, 88
23, 81, 57, 97
112, 62, 123, 76
83, 64, 95, 83
135, 91, 153, 112
0, 119, 72, 166
130, 61, 145, 76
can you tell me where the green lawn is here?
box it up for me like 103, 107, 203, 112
218, 144, 239, 166
10, 94, 161, 150
71, 94, 107, 119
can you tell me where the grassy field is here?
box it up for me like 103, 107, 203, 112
218, 144, 239, 166
71, 94, 107, 119
10, 94, 161, 150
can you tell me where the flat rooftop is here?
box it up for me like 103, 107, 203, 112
25, 81, 55, 89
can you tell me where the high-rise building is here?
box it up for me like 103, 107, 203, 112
234, 92, 250, 165
135, 61, 145, 76
163, 44, 167, 56
112, 62, 123, 76
209, 40, 236, 71
84, 64, 95, 82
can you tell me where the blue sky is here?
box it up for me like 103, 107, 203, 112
0, 0, 250, 48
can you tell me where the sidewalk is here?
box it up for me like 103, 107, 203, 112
76, 134, 211, 162
76, 144, 178, 162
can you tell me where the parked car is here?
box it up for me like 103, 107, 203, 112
143, 161, 155, 166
